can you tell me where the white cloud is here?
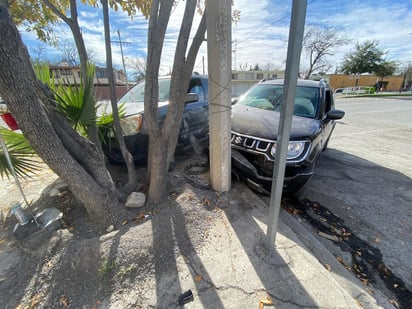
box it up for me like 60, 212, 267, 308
19, 0, 412, 76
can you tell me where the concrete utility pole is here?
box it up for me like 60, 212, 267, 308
266, 0, 307, 249
206, 0, 232, 192
111, 30, 130, 90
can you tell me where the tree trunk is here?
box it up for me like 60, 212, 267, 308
145, 0, 206, 205
0, 3, 126, 230
101, 0, 137, 194
147, 131, 169, 202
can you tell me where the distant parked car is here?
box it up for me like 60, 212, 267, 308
101, 74, 209, 164
0, 97, 19, 131
231, 79, 345, 194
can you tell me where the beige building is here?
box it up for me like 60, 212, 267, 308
231, 70, 285, 96
328, 74, 405, 92
48, 65, 130, 100
231, 70, 407, 96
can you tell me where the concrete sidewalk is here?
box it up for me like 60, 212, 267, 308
149, 182, 393, 308
1, 172, 394, 308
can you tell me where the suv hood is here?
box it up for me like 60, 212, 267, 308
97, 101, 168, 117
231, 104, 320, 140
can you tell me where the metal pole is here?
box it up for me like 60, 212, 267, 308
0, 133, 39, 225
266, 0, 307, 249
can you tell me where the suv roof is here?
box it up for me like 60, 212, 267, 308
258, 78, 328, 89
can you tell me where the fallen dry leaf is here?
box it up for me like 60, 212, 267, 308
204, 198, 211, 207
30, 293, 42, 309
195, 274, 202, 282
324, 264, 332, 271
375, 237, 381, 244
0, 239, 6, 245
122, 220, 128, 225
360, 278, 369, 285
389, 299, 399, 307
68, 226, 75, 232
136, 213, 145, 221
354, 299, 364, 308
59, 295, 69, 307
259, 296, 274, 309
287, 207, 299, 215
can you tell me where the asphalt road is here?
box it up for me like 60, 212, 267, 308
299, 96, 412, 306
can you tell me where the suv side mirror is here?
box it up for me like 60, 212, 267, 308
327, 109, 345, 120
185, 93, 199, 104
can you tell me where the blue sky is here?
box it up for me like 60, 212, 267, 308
20, 0, 412, 77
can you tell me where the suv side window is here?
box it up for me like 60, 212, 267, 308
188, 78, 205, 100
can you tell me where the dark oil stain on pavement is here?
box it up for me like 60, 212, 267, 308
284, 197, 412, 309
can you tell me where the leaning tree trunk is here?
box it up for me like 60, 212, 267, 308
0, 2, 126, 230
145, 0, 206, 204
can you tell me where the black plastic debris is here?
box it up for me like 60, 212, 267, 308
177, 290, 194, 306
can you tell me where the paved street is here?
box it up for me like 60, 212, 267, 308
299, 96, 412, 306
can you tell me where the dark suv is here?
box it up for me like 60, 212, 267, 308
102, 74, 209, 163
231, 79, 344, 194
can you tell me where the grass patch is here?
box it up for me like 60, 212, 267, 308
98, 258, 117, 279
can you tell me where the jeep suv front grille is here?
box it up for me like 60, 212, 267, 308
231, 132, 274, 161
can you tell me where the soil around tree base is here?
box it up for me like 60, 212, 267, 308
0, 154, 226, 308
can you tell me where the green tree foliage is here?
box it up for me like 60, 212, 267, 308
9, 0, 64, 44
340, 40, 387, 74
9, 0, 151, 45
374, 60, 398, 78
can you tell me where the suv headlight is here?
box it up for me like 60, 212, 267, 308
120, 114, 143, 136
270, 141, 308, 160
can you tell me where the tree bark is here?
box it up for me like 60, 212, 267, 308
0, 3, 126, 230
101, 0, 137, 194
146, 0, 206, 205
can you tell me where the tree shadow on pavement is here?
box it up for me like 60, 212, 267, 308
220, 181, 328, 308
151, 192, 225, 309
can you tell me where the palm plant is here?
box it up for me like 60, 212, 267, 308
35, 62, 99, 136
35, 63, 125, 141
0, 127, 39, 180
1, 62, 124, 180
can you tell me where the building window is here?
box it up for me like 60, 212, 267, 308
50, 69, 60, 79
232, 73, 238, 80
256, 73, 263, 79
60, 69, 72, 76
96, 70, 107, 79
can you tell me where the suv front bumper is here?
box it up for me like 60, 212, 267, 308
231, 149, 313, 195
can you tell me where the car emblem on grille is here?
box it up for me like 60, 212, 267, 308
234, 136, 243, 144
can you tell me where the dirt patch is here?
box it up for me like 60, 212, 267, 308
0, 153, 225, 308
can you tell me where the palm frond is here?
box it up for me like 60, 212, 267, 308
34, 62, 98, 136
54, 63, 98, 132
97, 103, 126, 148
0, 127, 40, 180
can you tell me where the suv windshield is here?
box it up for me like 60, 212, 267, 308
238, 84, 320, 118
118, 78, 171, 104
